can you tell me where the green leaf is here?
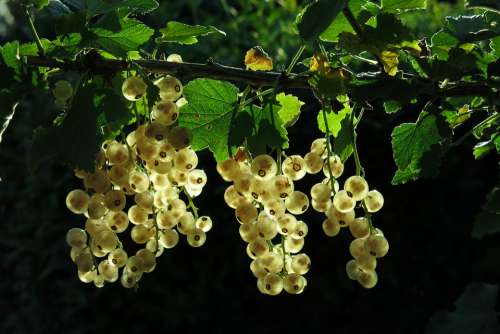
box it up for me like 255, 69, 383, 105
276, 93, 304, 127
0, 41, 21, 75
333, 116, 354, 162
473, 140, 494, 159
296, 0, 348, 41
430, 31, 459, 60
97, 90, 131, 135
384, 100, 402, 114
178, 79, 238, 162
320, 0, 367, 42
381, 0, 427, 12
156, 22, 225, 45
466, 0, 500, 13
310, 74, 350, 100
491, 37, 500, 58
444, 13, 500, 44
244, 103, 289, 155
426, 282, 500, 333
391, 111, 451, 185
317, 107, 351, 137
89, 17, 154, 57
85, 0, 159, 16
30, 85, 103, 171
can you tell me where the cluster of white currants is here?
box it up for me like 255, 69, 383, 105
64, 66, 213, 288
306, 138, 388, 289
217, 152, 325, 295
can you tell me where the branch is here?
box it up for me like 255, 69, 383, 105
25, 54, 311, 89
24, 54, 496, 99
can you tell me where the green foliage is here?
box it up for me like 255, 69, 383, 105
391, 111, 451, 185
381, 0, 427, 12
178, 79, 239, 162
472, 173, 500, 238
84, 0, 159, 16
333, 116, 354, 161
466, 0, 500, 13
317, 107, 351, 137
276, 93, 304, 127
320, 0, 366, 42
426, 282, 500, 333
30, 85, 106, 171
156, 21, 225, 45
90, 16, 154, 57
296, 0, 348, 41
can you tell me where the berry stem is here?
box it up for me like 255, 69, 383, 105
22, 5, 45, 56
351, 109, 365, 177
182, 186, 199, 220
320, 107, 338, 194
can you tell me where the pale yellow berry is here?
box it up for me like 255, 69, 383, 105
364, 190, 384, 212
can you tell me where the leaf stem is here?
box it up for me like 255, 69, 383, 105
22, 5, 44, 56
286, 45, 306, 75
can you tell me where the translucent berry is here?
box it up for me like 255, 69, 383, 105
250, 154, 277, 180
344, 175, 369, 201
155, 76, 183, 101
122, 76, 147, 101
364, 190, 384, 213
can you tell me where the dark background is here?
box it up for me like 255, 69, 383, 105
0, 0, 499, 333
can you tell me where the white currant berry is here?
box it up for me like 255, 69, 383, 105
285, 191, 309, 215
291, 220, 308, 239
66, 189, 90, 214
188, 169, 207, 189
283, 273, 307, 294
224, 185, 245, 209
277, 213, 298, 236
323, 155, 344, 178
177, 212, 196, 235
256, 215, 278, 240
282, 155, 307, 181
126, 255, 145, 274
235, 200, 258, 224
259, 252, 284, 274
346, 259, 360, 280
310, 183, 331, 202
250, 259, 268, 278
233, 172, 253, 196
344, 175, 369, 201
239, 222, 259, 243
262, 273, 284, 296
108, 248, 128, 267
131, 225, 153, 244
270, 175, 294, 199
250, 154, 277, 180
364, 234, 389, 258
349, 217, 370, 238
195, 216, 212, 232
284, 237, 304, 253
157, 210, 177, 229
322, 218, 341, 237
155, 76, 183, 101
310, 138, 327, 157
104, 189, 126, 212
106, 211, 129, 233
217, 159, 241, 181
311, 199, 331, 213
127, 205, 148, 225
66, 228, 87, 249
327, 206, 355, 227
249, 177, 271, 203
364, 190, 384, 212
291, 253, 311, 275
53, 80, 73, 101
98, 260, 119, 282
159, 228, 179, 248
106, 142, 129, 165
167, 53, 183, 63
357, 269, 378, 289
174, 148, 198, 172
333, 190, 355, 213
122, 76, 147, 101
75, 252, 94, 273
134, 191, 154, 212
304, 151, 323, 174
248, 237, 269, 258
349, 238, 368, 259
263, 198, 286, 218
356, 253, 377, 272
167, 126, 192, 150
136, 248, 156, 273
128, 171, 150, 193
152, 100, 179, 125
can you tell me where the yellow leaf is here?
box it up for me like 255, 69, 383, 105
380, 50, 399, 76
453, 104, 471, 127
244, 46, 273, 71
309, 52, 330, 74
